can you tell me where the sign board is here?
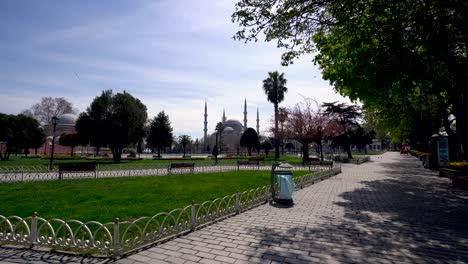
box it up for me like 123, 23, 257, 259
437, 137, 449, 166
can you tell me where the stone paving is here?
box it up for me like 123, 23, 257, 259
1, 152, 467, 263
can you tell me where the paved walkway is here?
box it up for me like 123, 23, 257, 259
1, 152, 467, 263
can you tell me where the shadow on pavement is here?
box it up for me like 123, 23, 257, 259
245, 155, 468, 263
0, 246, 108, 263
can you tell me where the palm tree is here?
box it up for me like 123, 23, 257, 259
178, 135, 192, 158
263, 71, 288, 159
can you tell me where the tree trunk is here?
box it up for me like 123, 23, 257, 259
454, 93, 468, 161
301, 142, 310, 163
274, 103, 280, 159
345, 144, 352, 159
71, 147, 74, 156
157, 147, 161, 158
111, 147, 122, 163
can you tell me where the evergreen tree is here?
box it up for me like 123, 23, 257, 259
147, 111, 174, 158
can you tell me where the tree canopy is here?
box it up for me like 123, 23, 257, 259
59, 133, 80, 156
76, 90, 147, 163
147, 111, 173, 158
233, 0, 468, 159
322, 102, 362, 159
240, 127, 261, 156
0, 113, 45, 160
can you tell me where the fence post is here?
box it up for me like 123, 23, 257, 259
21, 166, 24, 182
113, 218, 120, 259
95, 164, 98, 179
235, 193, 240, 214
190, 200, 196, 231
30, 212, 38, 246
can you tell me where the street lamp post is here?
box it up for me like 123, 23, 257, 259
214, 131, 219, 164
318, 126, 324, 162
49, 116, 59, 170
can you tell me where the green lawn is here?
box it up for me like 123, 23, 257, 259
0, 170, 310, 223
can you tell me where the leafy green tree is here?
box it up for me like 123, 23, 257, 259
240, 128, 260, 156
261, 140, 273, 155
146, 111, 174, 158
0, 114, 14, 160
59, 133, 80, 156
262, 71, 288, 159
178, 135, 192, 157
285, 142, 295, 153
0, 114, 45, 160
233, 0, 468, 160
350, 126, 376, 154
76, 90, 147, 163
322, 102, 362, 159
16, 114, 45, 157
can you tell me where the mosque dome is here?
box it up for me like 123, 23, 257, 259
56, 113, 78, 126
224, 119, 243, 132
224, 127, 235, 132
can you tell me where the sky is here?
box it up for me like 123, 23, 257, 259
0, 0, 351, 139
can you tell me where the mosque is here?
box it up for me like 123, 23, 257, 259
202, 98, 260, 154
35, 113, 80, 155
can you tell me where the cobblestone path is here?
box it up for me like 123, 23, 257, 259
1, 152, 467, 263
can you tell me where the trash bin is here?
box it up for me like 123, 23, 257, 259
271, 163, 295, 205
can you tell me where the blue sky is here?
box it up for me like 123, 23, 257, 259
0, 0, 351, 139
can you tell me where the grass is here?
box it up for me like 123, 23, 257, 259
0, 170, 310, 223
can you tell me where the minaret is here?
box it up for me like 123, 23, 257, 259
203, 100, 208, 148
256, 108, 260, 135
243, 97, 248, 130
222, 109, 226, 124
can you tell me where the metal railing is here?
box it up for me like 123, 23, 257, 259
0, 164, 331, 183
0, 167, 341, 257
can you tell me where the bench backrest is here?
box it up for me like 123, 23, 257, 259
238, 160, 259, 165
170, 162, 195, 168
59, 164, 96, 172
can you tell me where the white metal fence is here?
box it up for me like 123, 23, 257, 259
0, 167, 341, 257
0, 164, 331, 183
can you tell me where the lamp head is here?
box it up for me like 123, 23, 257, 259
51, 116, 59, 125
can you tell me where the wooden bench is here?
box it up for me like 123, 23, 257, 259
58, 164, 97, 180
168, 162, 195, 174
237, 160, 260, 170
